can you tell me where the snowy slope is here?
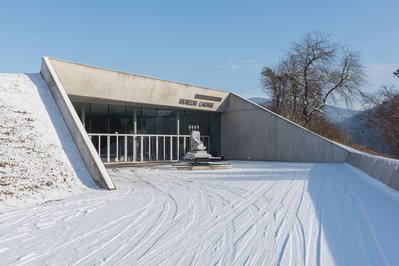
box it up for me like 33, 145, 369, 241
1, 161, 398, 265
0, 74, 96, 211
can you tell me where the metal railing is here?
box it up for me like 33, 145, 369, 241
87, 133, 210, 163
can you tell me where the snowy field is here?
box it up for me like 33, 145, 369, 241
1, 161, 399, 265
0, 74, 94, 211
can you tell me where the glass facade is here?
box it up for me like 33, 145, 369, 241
72, 101, 221, 160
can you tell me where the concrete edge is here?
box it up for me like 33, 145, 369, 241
346, 151, 399, 191
40, 57, 116, 190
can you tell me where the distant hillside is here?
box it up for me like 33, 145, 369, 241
337, 113, 391, 154
323, 105, 391, 154
323, 105, 360, 124
248, 97, 270, 106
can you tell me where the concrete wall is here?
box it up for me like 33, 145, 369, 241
221, 93, 349, 163
40, 57, 115, 190
221, 93, 399, 191
346, 151, 399, 190
48, 58, 229, 112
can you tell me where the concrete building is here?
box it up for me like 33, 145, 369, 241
40, 57, 399, 190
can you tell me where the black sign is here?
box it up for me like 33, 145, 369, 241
178, 98, 214, 108
194, 94, 222, 102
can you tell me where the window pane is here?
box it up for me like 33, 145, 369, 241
90, 103, 108, 133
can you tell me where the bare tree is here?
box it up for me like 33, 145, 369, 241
260, 57, 302, 121
260, 67, 287, 113
261, 32, 365, 126
362, 86, 399, 157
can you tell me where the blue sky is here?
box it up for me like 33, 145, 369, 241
1, 0, 398, 108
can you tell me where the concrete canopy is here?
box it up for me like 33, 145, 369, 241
48, 58, 230, 112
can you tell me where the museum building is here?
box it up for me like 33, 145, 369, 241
40, 56, 366, 189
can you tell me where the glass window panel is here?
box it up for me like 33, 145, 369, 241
90, 103, 109, 133
157, 109, 176, 134
198, 112, 210, 135
109, 104, 128, 133
181, 110, 198, 135
141, 108, 157, 134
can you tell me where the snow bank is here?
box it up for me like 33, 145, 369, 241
0, 74, 96, 211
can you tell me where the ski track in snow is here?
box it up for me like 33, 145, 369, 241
1, 161, 399, 265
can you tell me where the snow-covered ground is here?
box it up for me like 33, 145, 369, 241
1, 161, 398, 265
0, 74, 95, 211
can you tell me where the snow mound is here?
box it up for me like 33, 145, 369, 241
0, 74, 96, 211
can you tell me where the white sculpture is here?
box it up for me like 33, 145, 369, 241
184, 125, 212, 161
190, 130, 206, 152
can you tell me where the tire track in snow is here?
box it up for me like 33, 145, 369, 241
124, 169, 276, 264
170, 176, 297, 264
170, 182, 273, 262
0, 188, 131, 229
249, 174, 308, 265
232, 205, 259, 265
215, 178, 294, 264
103, 169, 195, 265
0, 193, 131, 261
17, 191, 153, 265
70, 197, 154, 266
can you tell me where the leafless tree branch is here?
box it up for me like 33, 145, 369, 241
260, 32, 365, 126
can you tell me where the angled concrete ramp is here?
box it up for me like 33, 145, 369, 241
40, 57, 115, 190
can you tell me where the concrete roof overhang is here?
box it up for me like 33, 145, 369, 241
47, 58, 231, 112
